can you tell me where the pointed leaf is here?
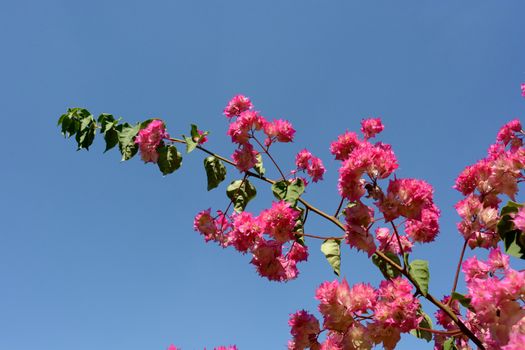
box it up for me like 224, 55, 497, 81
450, 292, 474, 311
410, 311, 433, 342
271, 178, 305, 205
372, 252, 402, 280
253, 153, 266, 176
117, 123, 140, 161
321, 239, 341, 276
157, 145, 182, 175
443, 338, 458, 350
204, 156, 227, 191
409, 259, 430, 296
498, 201, 525, 259
226, 179, 257, 212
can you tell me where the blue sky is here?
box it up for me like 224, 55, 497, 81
1, 1, 525, 349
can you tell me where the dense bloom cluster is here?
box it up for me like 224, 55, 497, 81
360, 118, 384, 140
223, 94, 252, 119
454, 119, 525, 248
135, 119, 169, 163
223, 95, 296, 171
295, 149, 326, 183
288, 277, 421, 350
329, 118, 441, 257
194, 200, 308, 282
333, 119, 397, 201
455, 248, 525, 349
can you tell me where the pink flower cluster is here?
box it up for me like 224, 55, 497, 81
454, 119, 525, 248
434, 248, 525, 349
224, 95, 296, 171
135, 119, 170, 163
295, 149, 326, 183
288, 277, 421, 350
194, 200, 308, 282
332, 119, 397, 200
329, 119, 441, 256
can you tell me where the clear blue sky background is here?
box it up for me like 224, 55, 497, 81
1, 1, 525, 349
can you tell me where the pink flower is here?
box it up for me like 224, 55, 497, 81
288, 243, 309, 262
295, 149, 326, 183
330, 131, 361, 161
497, 119, 522, 146
375, 227, 413, 254
229, 212, 262, 252
232, 143, 258, 172
263, 119, 296, 146
223, 95, 253, 118
295, 149, 312, 170
378, 178, 434, 221
344, 201, 376, 256
512, 206, 525, 232
250, 239, 299, 281
316, 279, 354, 331
196, 130, 208, 144
404, 204, 440, 243
226, 110, 266, 144
260, 201, 300, 243
193, 209, 230, 246
167, 345, 180, 350
521, 83, 525, 98
360, 118, 384, 139
134, 119, 169, 163
374, 277, 421, 332
288, 310, 321, 350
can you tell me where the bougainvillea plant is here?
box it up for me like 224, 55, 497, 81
57, 88, 525, 350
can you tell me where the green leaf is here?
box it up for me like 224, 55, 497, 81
372, 252, 402, 280
443, 338, 458, 350
410, 311, 433, 342
409, 259, 430, 296
185, 136, 198, 153
157, 145, 182, 175
497, 201, 525, 260
190, 124, 200, 139
103, 128, 119, 153
226, 179, 257, 213
253, 153, 265, 176
321, 239, 341, 276
97, 113, 116, 132
203, 156, 227, 191
450, 292, 474, 311
117, 123, 140, 161
271, 178, 305, 205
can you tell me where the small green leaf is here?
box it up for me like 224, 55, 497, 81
497, 201, 525, 260
372, 252, 402, 279
190, 124, 200, 139
253, 153, 265, 176
117, 123, 140, 161
410, 311, 433, 342
157, 145, 182, 175
271, 178, 305, 205
203, 156, 227, 191
409, 259, 430, 296
184, 136, 198, 153
321, 239, 341, 276
450, 292, 474, 311
226, 179, 257, 212
103, 128, 119, 153
443, 338, 458, 350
